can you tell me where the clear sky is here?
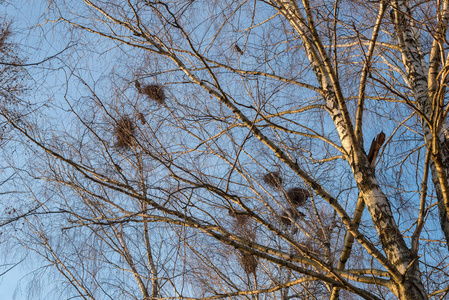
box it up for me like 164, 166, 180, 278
0, 265, 25, 299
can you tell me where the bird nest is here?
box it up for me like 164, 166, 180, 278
135, 81, 165, 105
239, 251, 258, 274
114, 116, 135, 149
286, 187, 311, 207
263, 171, 283, 188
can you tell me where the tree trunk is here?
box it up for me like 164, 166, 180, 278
272, 1, 427, 297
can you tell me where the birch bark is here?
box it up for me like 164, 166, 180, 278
391, 0, 449, 251
272, 0, 426, 298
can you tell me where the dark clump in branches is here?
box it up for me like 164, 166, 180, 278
114, 116, 135, 149
0, 23, 25, 106
137, 112, 146, 125
0, 26, 11, 50
280, 208, 305, 226
263, 171, 283, 188
228, 209, 249, 227
234, 44, 244, 55
286, 187, 311, 207
135, 80, 165, 105
239, 251, 258, 274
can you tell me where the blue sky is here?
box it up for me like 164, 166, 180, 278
0, 1, 447, 299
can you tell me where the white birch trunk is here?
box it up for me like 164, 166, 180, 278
392, 0, 449, 251
273, 0, 427, 298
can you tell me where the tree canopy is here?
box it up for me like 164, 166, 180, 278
2, 0, 449, 299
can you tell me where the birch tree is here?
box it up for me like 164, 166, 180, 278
5, 0, 449, 299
